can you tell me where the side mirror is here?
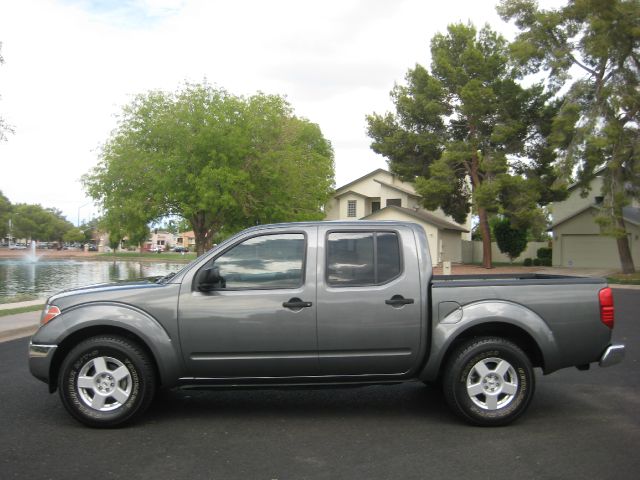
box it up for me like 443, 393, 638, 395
196, 265, 223, 291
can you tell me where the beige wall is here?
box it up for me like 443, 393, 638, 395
551, 210, 640, 268
440, 230, 463, 263
361, 210, 441, 264
324, 198, 340, 220
552, 177, 604, 224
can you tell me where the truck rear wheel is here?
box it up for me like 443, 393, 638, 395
443, 337, 535, 426
58, 335, 156, 428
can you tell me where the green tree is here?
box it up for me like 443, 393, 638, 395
11, 204, 74, 242
493, 217, 529, 262
499, 0, 640, 273
12, 204, 48, 240
100, 209, 150, 253
76, 218, 97, 245
84, 83, 334, 256
367, 23, 558, 268
63, 227, 85, 244
0, 190, 11, 239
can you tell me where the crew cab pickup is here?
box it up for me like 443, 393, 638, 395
28, 221, 625, 427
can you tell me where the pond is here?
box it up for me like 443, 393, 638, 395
0, 259, 187, 299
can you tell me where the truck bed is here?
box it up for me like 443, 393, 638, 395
431, 273, 603, 287
427, 273, 610, 375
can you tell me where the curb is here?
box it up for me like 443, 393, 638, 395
0, 325, 38, 343
609, 284, 640, 290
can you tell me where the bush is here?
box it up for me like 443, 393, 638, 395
537, 247, 552, 260
533, 258, 541, 266
540, 257, 552, 266
523, 258, 533, 266
493, 218, 528, 262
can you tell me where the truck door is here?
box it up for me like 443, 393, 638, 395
178, 226, 318, 378
316, 225, 422, 376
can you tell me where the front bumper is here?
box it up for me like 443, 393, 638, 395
599, 344, 625, 368
28, 342, 57, 384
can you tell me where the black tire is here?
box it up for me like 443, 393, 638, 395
443, 337, 535, 427
58, 335, 156, 428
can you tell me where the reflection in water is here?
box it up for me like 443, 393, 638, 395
0, 260, 182, 298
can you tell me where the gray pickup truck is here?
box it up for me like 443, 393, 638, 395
29, 221, 625, 427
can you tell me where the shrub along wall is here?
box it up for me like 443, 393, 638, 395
461, 241, 549, 264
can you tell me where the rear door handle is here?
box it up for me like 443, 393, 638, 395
283, 297, 313, 309
385, 295, 414, 307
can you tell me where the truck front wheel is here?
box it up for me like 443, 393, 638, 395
58, 335, 156, 428
443, 337, 535, 427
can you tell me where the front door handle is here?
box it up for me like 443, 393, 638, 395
385, 295, 414, 307
283, 297, 313, 310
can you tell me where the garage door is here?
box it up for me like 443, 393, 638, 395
561, 234, 620, 268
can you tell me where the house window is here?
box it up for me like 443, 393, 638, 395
595, 196, 604, 205
347, 200, 357, 217
371, 201, 381, 213
386, 198, 401, 207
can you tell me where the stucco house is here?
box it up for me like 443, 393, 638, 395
324, 169, 471, 264
176, 231, 197, 250
550, 173, 640, 268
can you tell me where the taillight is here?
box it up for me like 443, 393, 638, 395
599, 287, 614, 329
41, 305, 61, 325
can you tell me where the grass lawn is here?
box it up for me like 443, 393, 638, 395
0, 293, 41, 304
97, 252, 197, 262
607, 272, 640, 285
0, 304, 44, 317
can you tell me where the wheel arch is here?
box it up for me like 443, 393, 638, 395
34, 303, 183, 393
48, 326, 161, 393
420, 300, 559, 382
436, 323, 544, 383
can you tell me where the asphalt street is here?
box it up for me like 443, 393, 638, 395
0, 289, 638, 480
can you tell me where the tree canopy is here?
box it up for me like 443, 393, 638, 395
499, 0, 640, 273
367, 23, 562, 268
84, 83, 335, 256
6, 203, 75, 243
0, 190, 10, 238
493, 216, 529, 262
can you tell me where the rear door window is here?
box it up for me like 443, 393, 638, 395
327, 231, 402, 286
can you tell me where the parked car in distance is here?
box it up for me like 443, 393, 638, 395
9, 243, 27, 250
172, 246, 189, 253
149, 246, 163, 253
28, 221, 625, 428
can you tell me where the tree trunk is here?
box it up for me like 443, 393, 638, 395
478, 206, 493, 269
191, 211, 215, 257
469, 148, 492, 269
194, 230, 213, 257
616, 218, 635, 274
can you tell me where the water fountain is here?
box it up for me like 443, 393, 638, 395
24, 242, 39, 263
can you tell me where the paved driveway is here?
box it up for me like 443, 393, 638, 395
0, 290, 637, 479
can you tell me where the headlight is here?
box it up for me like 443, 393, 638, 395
41, 305, 62, 325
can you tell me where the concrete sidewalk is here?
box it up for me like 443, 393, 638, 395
0, 310, 41, 343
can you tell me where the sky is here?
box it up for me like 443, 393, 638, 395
0, 0, 536, 226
